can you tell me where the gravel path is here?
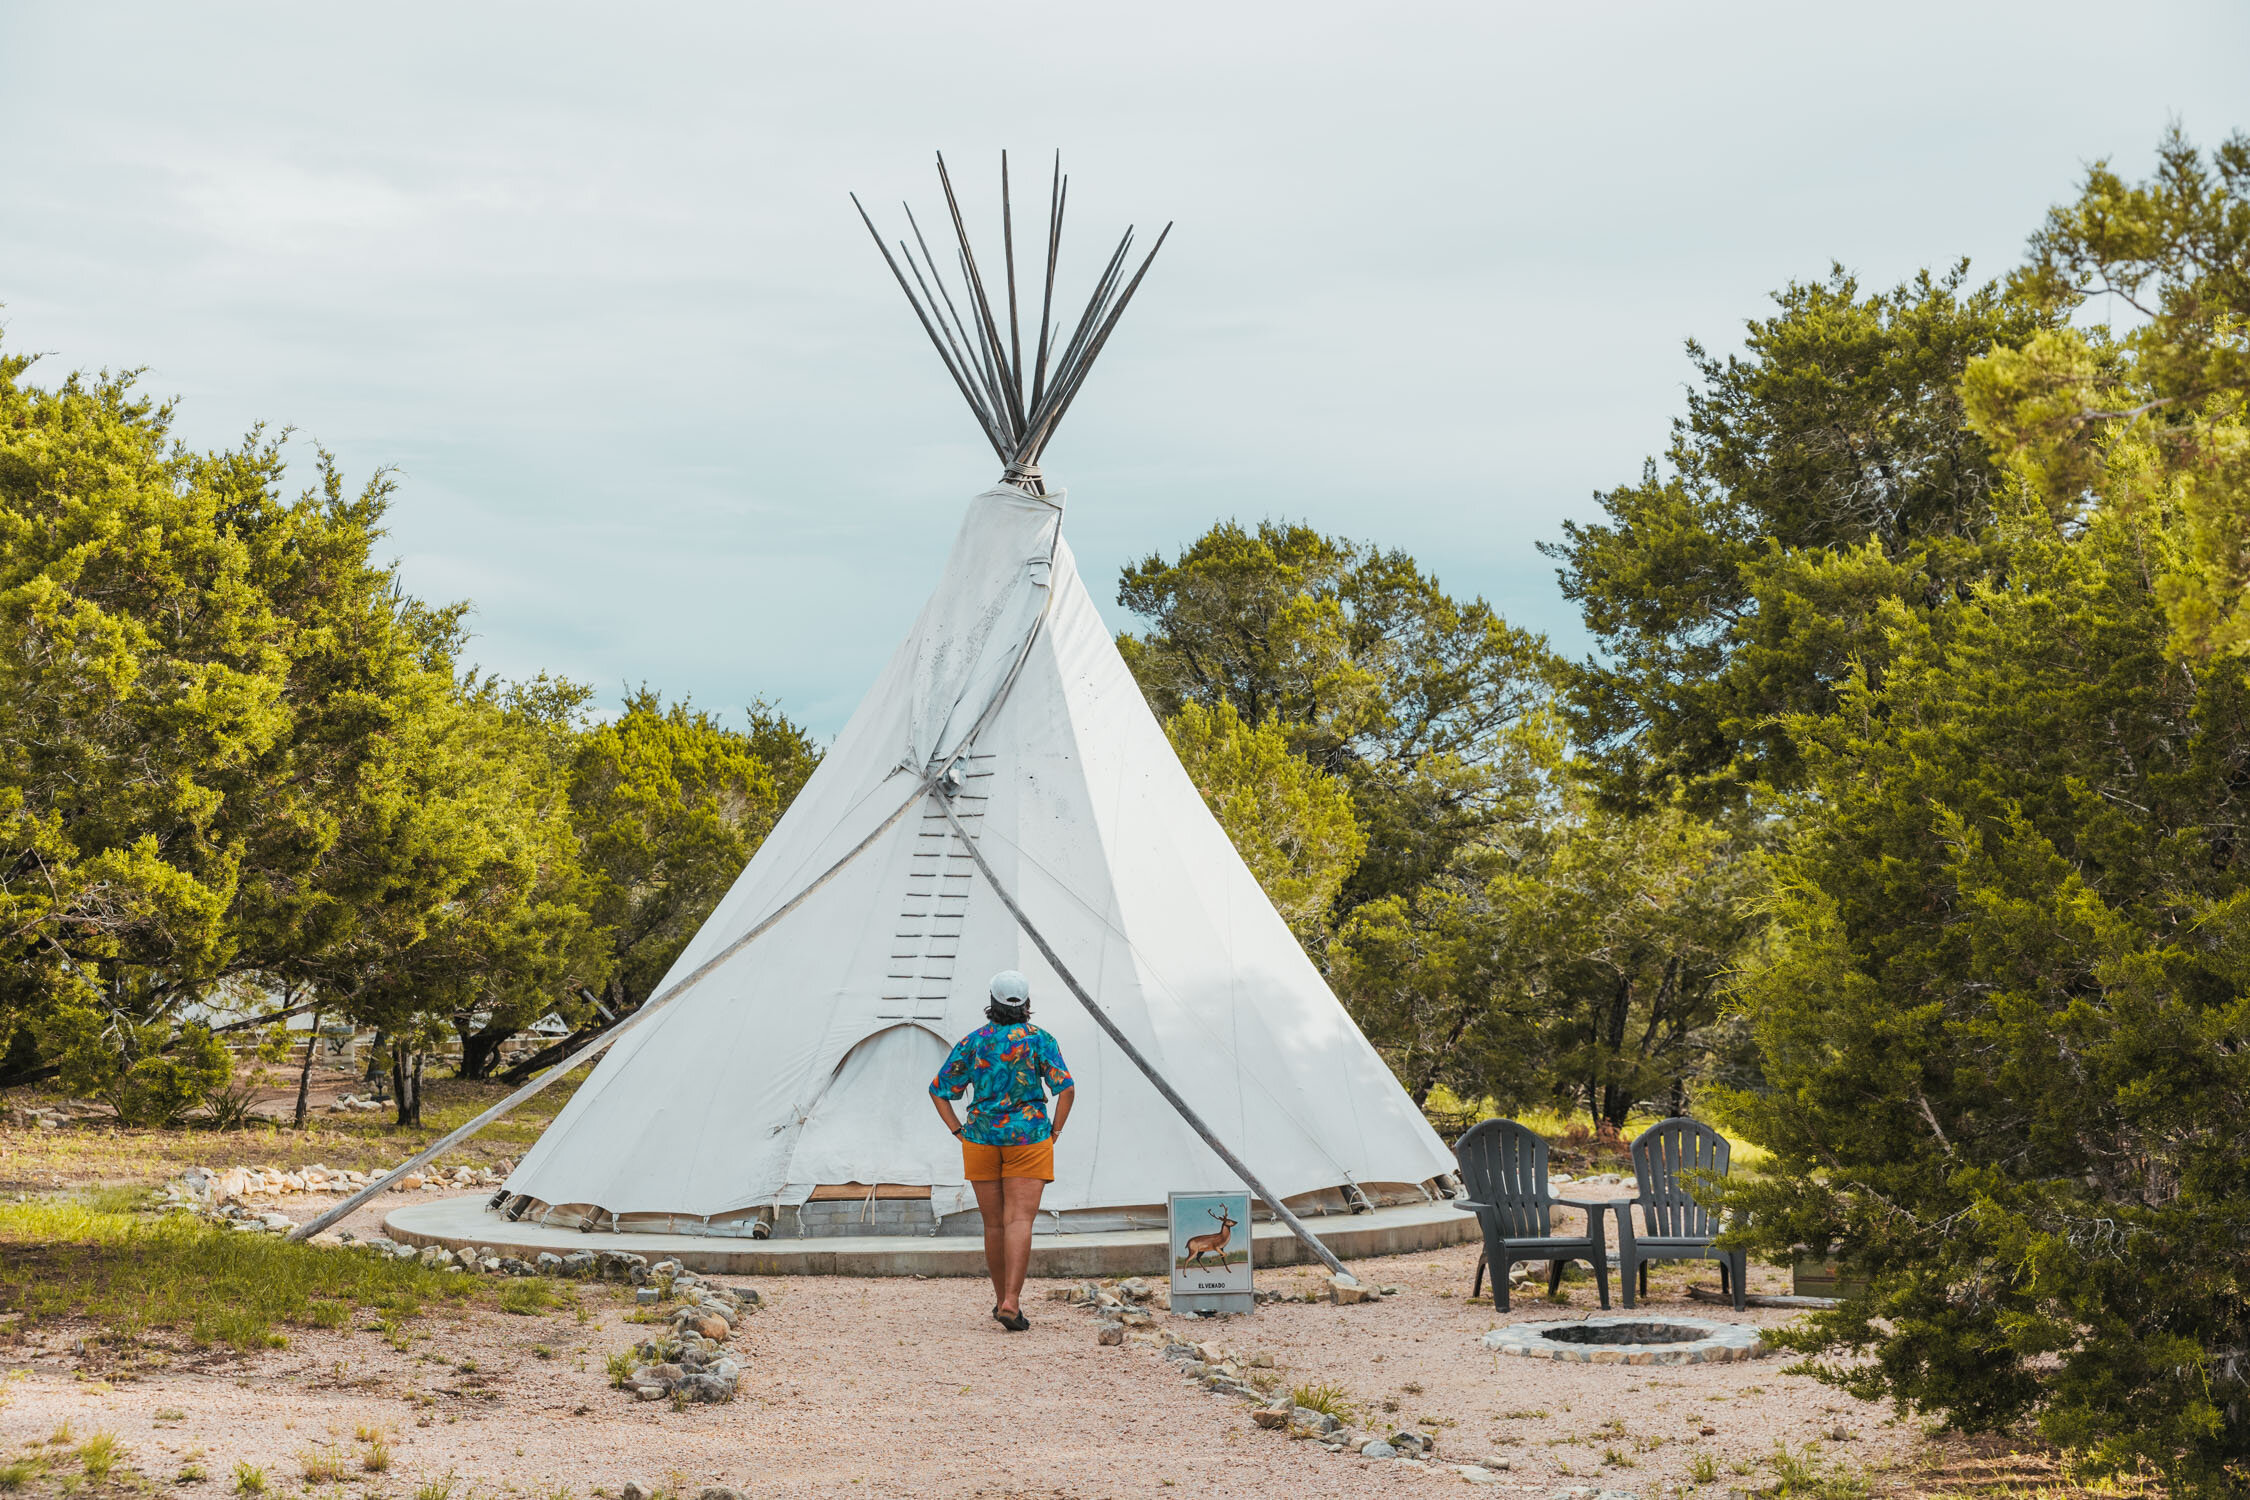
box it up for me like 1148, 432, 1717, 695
4, 1201, 1922, 1500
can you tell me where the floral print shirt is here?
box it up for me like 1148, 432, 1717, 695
929, 1022, 1075, 1146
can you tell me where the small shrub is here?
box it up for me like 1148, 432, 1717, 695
1689, 1452, 1719, 1485
353, 1425, 382, 1445
200, 1079, 266, 1132
0, 1457, 45, 1492
362, 1441, 390, 1474
154, 1409, 186, 1423
413, 1471, 458, 1500
233, 1462, 266, 1495
1601, 1446, 1636, 1469
76, 1433, 125, 1483
47, 1423, 73, 1446
1288, 1382, 1356, 1422
606, 1351, 638, 1389
177, 1461, 208, 1485
297, 1447, 348, 1484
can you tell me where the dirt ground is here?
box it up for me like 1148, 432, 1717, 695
0, 1180, 1936, 1500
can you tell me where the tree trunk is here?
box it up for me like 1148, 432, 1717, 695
391, 1049, 423, 1128
1598, 975, 1635, 1129
454, 1021, 511, 1081
292, 1004, 321, 1128
365, 1029, 388, 1084
1411, 1003, 1478, 1109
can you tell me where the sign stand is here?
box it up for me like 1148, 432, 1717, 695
1169, 1189, 1254, 1316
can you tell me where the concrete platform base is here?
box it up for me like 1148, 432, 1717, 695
382, 1195, 1475, 1279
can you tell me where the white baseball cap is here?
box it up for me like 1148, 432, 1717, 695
988, 970, 1031, 1005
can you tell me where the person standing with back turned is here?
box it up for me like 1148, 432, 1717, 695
929, 970, 1075, 1330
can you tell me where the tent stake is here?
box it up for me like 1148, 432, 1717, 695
934, 798, 1358, 1283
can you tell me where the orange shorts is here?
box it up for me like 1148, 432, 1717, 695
961, 1136, 1055, 1183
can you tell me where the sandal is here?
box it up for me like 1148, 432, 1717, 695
993, 1305, 1030, 1332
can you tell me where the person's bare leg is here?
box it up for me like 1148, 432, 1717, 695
970, 1177, 1007, 1309
996, 1175, 1046, 1316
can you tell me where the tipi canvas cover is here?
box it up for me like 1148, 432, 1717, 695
446, 155, 1468, 1242
504, 482, 1456, 1232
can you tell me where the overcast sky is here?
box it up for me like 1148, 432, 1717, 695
4, 4, 2244, 735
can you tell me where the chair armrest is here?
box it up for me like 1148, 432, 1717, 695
1550, 1196, 1608, 1212
1451, 1199, 1492, 1215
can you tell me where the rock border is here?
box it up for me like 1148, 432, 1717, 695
1480, 1315, 1766, 1365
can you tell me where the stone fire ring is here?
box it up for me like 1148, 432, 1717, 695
1481, 1315, 1767, 1365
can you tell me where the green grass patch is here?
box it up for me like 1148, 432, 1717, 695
0, 1456, 46, 1492
1765, 1442, 1869, 1500
76, 1433, 125, 1483
0, 1197, 464, 1351
1420, 1088, 1773, 1172
1288, 1382, 1358, 1422
497, 1280, 554, 1316
297, 1446, 349, 1484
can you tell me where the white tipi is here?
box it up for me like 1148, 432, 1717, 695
495, 156, 1457, 1238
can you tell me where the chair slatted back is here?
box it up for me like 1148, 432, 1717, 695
1453, 1118, 1553, 1240
1630, 1118, 1730, 1238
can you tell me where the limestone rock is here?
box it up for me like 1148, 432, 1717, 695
698, 1489, 745, 1500
621, 1483, 652, 1500
1252, 1408, 1290, 1430
674, 1372, 734, 1403
1095, 1320, 1124, 1346
1360, 1441, 1397, 1459
1327, 1274, 1371, 1305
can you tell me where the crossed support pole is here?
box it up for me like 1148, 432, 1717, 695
930, 794, 1353, 1280
293, 656, 1355, 1281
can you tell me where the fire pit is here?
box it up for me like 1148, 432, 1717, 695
1481, 1315, 1766, 1365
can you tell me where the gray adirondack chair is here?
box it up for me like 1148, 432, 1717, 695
1613, 1117, 1745, 1310
1452, 1118, 1610, 1311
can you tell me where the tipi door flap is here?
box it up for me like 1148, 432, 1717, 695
783, 1022, 961, 1191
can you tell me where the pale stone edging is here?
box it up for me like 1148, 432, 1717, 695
1480, 1315, 1767, 1365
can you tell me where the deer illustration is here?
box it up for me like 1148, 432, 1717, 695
1181, 1205, 1238, 1268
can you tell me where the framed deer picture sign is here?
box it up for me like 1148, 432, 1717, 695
1168, 1189, 1254, 1315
